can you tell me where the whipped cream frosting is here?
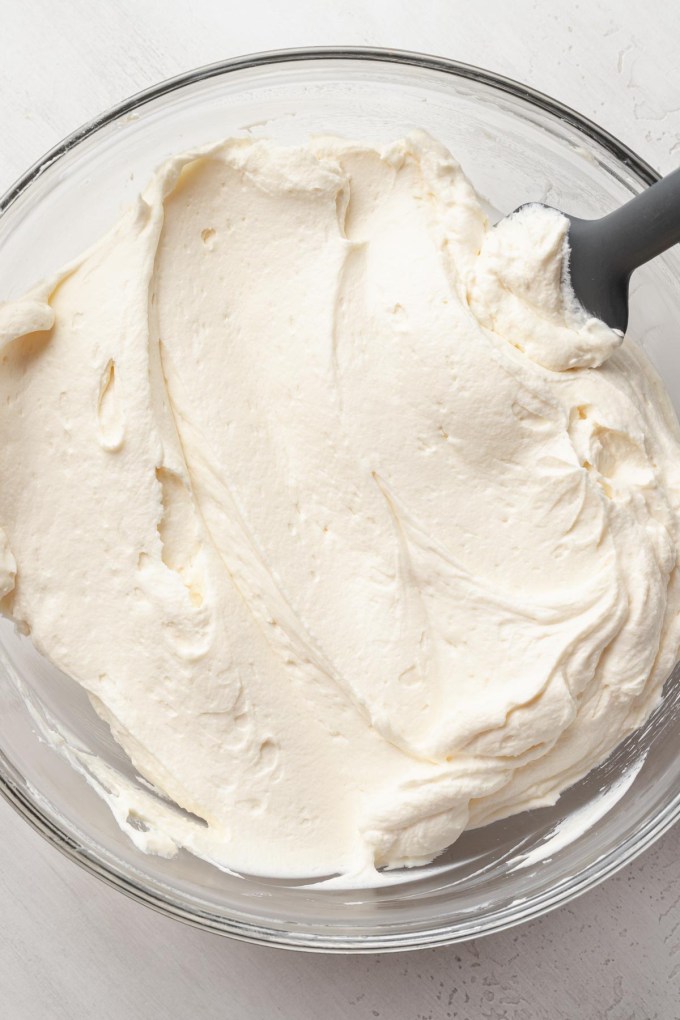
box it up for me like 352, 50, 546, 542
1, 131, 679, 880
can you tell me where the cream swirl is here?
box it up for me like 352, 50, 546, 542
0, 132, 678, 879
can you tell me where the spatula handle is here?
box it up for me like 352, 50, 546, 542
599, 167, 680, 275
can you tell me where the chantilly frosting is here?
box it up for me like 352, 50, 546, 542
0, 132, 679, 880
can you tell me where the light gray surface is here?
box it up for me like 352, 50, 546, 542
1, 798, 678, 1019
1, 2, 680, 1017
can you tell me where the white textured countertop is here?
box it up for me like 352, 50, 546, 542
1, 2, 680, 1017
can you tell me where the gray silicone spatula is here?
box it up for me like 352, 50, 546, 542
528, 168, 680, 334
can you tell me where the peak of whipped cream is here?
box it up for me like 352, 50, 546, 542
0, 131, 678, 881
469, 202, 623, 371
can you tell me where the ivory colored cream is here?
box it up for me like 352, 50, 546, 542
0, 133, 679, 881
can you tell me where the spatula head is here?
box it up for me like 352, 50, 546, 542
566, 214, 630, 335
510, 205, 630, 335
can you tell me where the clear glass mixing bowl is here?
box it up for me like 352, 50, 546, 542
0, 48, 679, 953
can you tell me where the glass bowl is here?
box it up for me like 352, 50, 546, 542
1, 47, 679, 953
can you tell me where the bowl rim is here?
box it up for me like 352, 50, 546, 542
0, 44, 661, 218
0, 45, 676, 953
